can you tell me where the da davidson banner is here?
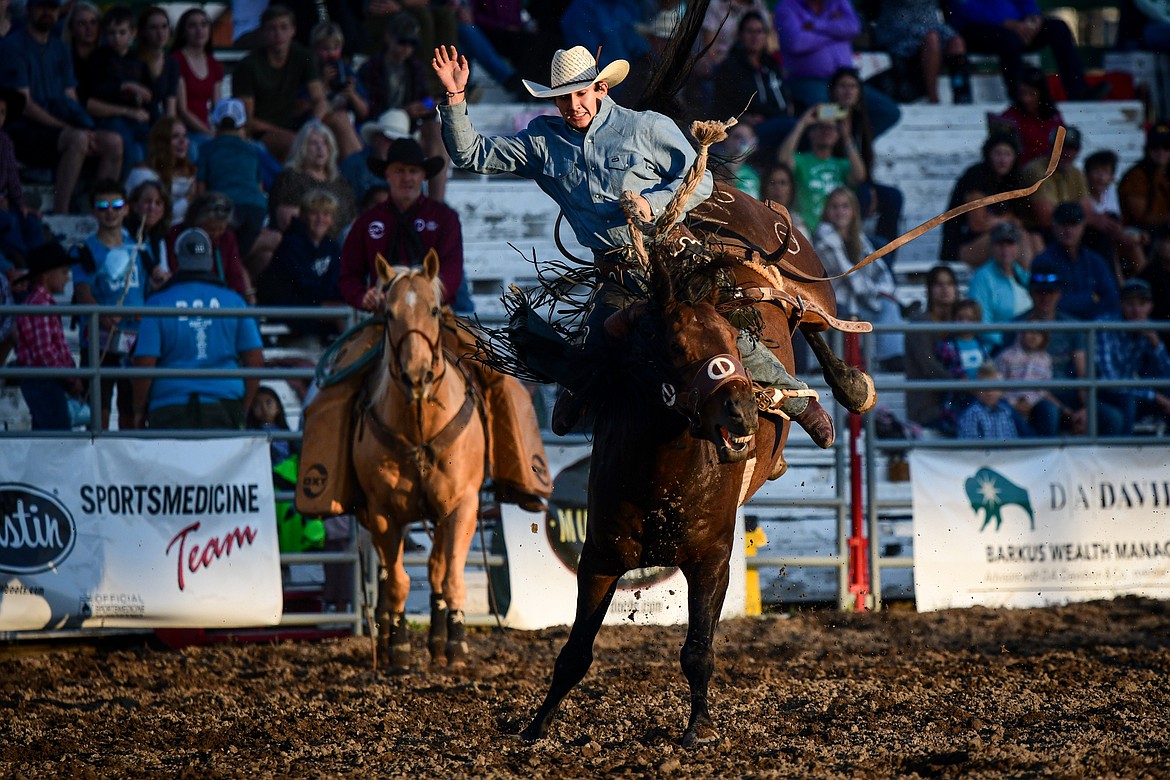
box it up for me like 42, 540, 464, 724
0, 438, 282, 631
910, 446, 1170, 611
499, 444, 746, 630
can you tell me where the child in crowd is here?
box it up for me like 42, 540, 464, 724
0, 87, 45, 271
257, 189, 344, 342
196, 98, 267, 256
991, 66, 1064, 167
936, 298, 992, 432
957, 362, 1032, 440
126, 179, 173, 292
86, 5, 154, 177
247, 384, 294, 462
13, 243, 81, 430
310, 20, 368, 161
71, 179, 150, 430
995, 329, 1060, 432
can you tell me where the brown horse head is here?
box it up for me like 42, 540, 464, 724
375, 249, 445, 403
643, 249, 758, 464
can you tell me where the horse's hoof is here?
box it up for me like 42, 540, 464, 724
832, 368, 877, 415
681, 723, 719, 748
518, 722, 546, 742
446, 640, 469, 667
389, 642, 411, 672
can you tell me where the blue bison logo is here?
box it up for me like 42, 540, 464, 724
964, 468, 1035, 531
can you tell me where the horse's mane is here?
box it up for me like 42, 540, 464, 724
633, 0, 713, 120
385, 263, 445, 302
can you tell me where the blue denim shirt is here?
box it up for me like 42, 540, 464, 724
439, 96, 713, 253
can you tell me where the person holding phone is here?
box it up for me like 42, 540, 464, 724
777, 102, 866, 232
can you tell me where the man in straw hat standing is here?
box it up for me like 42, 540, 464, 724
431, 44, 834, 446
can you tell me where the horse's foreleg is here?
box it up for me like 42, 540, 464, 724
434, 497, 480, 667
800, 326, 877, 414
368, 519, 412, 672
427, 520, 450, 665
520, 558, 621, 741
679, 553, 732, 748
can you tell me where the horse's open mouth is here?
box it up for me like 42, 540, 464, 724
718, 426, 753, 454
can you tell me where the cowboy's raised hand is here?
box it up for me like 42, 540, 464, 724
432, 45, 469, 98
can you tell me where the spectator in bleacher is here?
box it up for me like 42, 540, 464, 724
995, 327, 1060, 435
12, 241, 80, 430
132, 226, 264, 430
171, 7, 223, 158
940, 131, 1036, 266
956, 362, 1032, 439
990, 65, 1064, 167
1117, 0, 1170, 53
468, 0, 557, 93
694, 0, 776, 116
167, 191, 255, 303
778, 104, 865, 234
0, 86, 45, 268
82, 5, 155, 178
1022, 125, 1086, 239
759, 162, 811, 240
126, 116, 197, 226
358, 12, 450, 202
66, 1, 101, 97
311, 20, 368, 162
1118, 122, 1170, 245
1140, 233, 1170, 347
1012, 262, 1122, 435
135, 6, 179, 125
714, 123, 763, 199
0, 0, 123, 215
70, 178, 150, 429
936, 298, 991, 426
904, 265, 959, 431
232, 4, 328, 164
872, 0, 970, 105
339, 137, 462, 309
1032, 201, 1120, 321
343, 108, 411, 205
710, 11, 794, 162
814, 186, 905, 370
269, 120, 358, 237
1084, 148, 1147, 283
257, 189, 344, 343
944, 0, 1106, 104
0, 0, 15, 41
125, 179, 172, 292
968, 221, 1032, 349
1095, 278, 1170, 435
829, 67, 904, 262
196, 98, 267, 257
559, 0, 650, 103
774, 0, 901, 139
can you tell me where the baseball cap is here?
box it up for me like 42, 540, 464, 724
1052, 201, 1085, 225
990, 222, 1020, 243
210, 98, 247, 129
1052, 125, 1081, 149
1148, 123, 1170, 149
174, 228, 214, 272
1120, 278, 1153, 300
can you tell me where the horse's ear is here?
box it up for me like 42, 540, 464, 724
375, 252, 395, 285
422, 248, 440, 281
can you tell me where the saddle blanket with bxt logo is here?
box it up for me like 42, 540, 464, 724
910, 446, 1170, 611
0, 438, 282, 631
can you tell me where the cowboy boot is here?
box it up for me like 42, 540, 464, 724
496, 483, 548, 512
551, 388, 589, 436
789, 398, 836, 449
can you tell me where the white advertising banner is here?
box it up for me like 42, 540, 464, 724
1, 438, 282, 630
501, 444, 746, 630
911, 446, 1170, 611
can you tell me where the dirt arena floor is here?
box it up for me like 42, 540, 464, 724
2, 596, 1168, 779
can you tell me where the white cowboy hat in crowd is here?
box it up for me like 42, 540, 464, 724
522, 46, 629, 99
361, 109, 413, 146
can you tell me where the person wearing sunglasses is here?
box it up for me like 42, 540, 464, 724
70, 179, 150, 429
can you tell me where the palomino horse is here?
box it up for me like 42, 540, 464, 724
352, 250, 486, 670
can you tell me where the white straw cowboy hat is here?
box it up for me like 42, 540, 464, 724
361, 109, 412, 145
522, 46, 629, 99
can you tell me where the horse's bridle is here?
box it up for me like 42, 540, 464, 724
660, 352, 752, 433
380, 276, 446, 399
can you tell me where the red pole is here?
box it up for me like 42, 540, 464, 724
845, 332, 870, 611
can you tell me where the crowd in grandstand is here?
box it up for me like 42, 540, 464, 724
0, 0, 1167, 440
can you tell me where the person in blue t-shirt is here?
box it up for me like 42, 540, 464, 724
131, 227, 264, 429
71, 178, 150, 429
195, 98, 268, 255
